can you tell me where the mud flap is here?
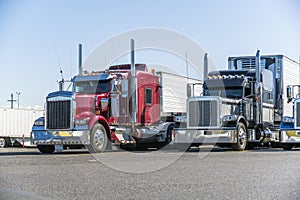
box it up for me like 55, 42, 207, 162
114, 132, 136, 147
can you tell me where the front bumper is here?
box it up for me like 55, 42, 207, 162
173, 128, 237, 144
31, 126, 90, 145
280, 129, 300, 143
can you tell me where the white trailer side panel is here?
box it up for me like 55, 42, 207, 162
158, 72, 202, 115
282, 56, 300, 117
0, 108, 44, 138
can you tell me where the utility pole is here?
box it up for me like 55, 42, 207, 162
7, 93, 17, 109
16, 92, 21, 109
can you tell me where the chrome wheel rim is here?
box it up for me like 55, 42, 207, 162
93, 129, 105, 150
238, 127, 246, 146
0, 138, 5, 148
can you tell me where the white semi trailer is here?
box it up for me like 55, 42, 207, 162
0, 107, 44, 147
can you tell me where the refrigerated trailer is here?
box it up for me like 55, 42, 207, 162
157, 71, 202, 116
0, 107, 44, 147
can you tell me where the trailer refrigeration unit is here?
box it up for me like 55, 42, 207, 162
174, 50, 300, 151
31, 40, 202, 153
0, 107, 44, 147
280, 85, 300, 150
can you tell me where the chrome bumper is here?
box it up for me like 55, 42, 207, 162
174, 128, 237, 144
280, 130, 300, 143
31, 129, 90, 145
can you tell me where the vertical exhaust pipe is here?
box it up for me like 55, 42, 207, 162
203, 53, 208, 80
255, 50, 261, 82
59, 80, 64, 91
130, 39, 137, 124
78, 44, 82, 75
255, 49, 263, 125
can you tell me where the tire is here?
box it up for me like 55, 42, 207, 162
88, 123, 109, 153
156, 124, 174, 150
232, 122, 247, 151
37, 145, 55, 154
165, 124, 174, 144
0, 137, 7, 148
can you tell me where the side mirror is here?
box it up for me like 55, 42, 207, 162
287, 86, 292, 99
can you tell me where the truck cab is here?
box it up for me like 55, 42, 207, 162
32, 73, 115, 153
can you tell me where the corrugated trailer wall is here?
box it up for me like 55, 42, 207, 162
158, 71, 202, 115
282, 56, 300, 117
0, 108, 44, 138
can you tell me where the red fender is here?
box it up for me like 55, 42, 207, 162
88, 115, 110, 130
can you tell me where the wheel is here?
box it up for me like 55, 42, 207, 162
156, 124, 175, 150
37, 145, 55, 153
281, 144, 294, 150
88, 123, 109, 153
0, 137, 7, 148
232, 122, 247, 151
165, 124, 174, 144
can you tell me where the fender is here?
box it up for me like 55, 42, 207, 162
88, 115, 110, 130
236, 116, 248, 128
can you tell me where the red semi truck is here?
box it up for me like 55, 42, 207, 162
31, 40, 201, 153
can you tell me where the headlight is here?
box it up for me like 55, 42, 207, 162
174, 116, 187, 123
75, 118, 88, 125
34, 120, 44, 126
282, 116, 294, 123
222, 115, 237, 122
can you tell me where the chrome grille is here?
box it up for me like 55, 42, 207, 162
46, 100, 71, 129
296, 101, 300, 128
188, 99, 219, 128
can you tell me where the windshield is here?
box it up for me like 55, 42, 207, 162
74, 80, 110, 94
204, 87, 243, 99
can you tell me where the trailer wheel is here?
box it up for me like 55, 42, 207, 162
37, 145, 55, 154
232, 122, 247, 151
0, 137, 7, 148
88, 123, 108, 153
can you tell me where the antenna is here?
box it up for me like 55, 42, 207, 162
52, 41, 64, 81
78, 44, 82, 75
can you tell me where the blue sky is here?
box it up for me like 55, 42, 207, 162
0, 0, 300, 107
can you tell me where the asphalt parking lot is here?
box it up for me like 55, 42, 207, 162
1, 147, 300, 200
